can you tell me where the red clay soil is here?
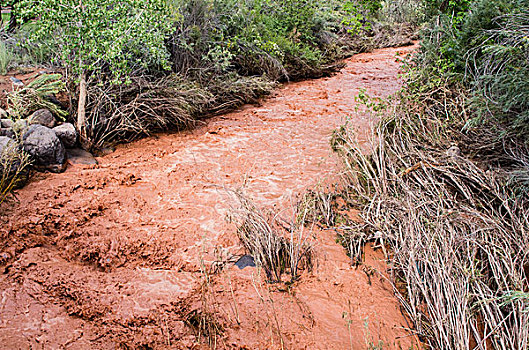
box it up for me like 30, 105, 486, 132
0, 45, 418, 349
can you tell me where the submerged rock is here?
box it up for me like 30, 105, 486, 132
66, 148, 98, 165
23, 125, 66, 172
97, 146, 116, 157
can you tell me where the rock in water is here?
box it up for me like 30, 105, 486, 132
53, 123, 77, 148
23, 125, 66, 172
235, 255, 256, 269
29, 109, 56, 128
9, 77, 24, 87
97, 146, 115, 157
66, 148, 98, 165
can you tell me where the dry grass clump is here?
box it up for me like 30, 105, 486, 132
185, 258, 225, 349
84, 75, 208, 150
84, 74, 275, 150
204, 74, 277, 114
332, 93, 529, 348
350, 22, 416, 54
0, 141, 31, 204
296, 189, 337, 227
230, 192, 314, 283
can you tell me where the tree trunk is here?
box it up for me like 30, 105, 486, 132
76, 0, 88, 149
77, 72, 88, 149
7, 0, 19, 33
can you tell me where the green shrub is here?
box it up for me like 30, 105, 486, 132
471, 10, 529, 139
7, 0, 397, 150
18, 0, 173, 81
379, 0, 425, 25
411, 0, 529, 143
168, 0, 344, 80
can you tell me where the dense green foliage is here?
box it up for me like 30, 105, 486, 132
414, 0, 529, 142
166, 0, 363, 80
17, 0, 173, 83
3, 0, 357, 80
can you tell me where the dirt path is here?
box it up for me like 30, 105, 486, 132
1, 45, 417, 349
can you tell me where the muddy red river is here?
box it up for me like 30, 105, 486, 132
1, 45, 418, 349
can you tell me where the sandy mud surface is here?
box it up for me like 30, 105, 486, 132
1, 45, 417, 349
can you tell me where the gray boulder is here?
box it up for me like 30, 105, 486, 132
0, 108, 7, 119
53, 123, 77, 148
29, 109, 56, 128
0, 128, 15, 138
23, 125, 66, 172
66, 148, 98, 165
0, 136, 13, 156
0, 118, 12, 128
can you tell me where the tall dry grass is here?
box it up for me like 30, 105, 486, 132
229, 191, 315, 283
332, 89, 529, 349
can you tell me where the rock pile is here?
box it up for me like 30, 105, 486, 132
0, 107, 79, 173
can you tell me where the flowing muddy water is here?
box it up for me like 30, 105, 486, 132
1, 45, 417, 349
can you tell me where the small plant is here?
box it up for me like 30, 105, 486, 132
0, 141, 31, 205
363, 317, 385, 350
342, 301, 355, 350
185, 257, 224, 349
500, 291, 529, 313
0, 40, 15, 74
6, 73, 67, 120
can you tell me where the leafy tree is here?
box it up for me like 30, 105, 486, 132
342, 0, 382, 34
17, 0, 173, 146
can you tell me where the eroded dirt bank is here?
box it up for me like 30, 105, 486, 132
1, 45, 417, 349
